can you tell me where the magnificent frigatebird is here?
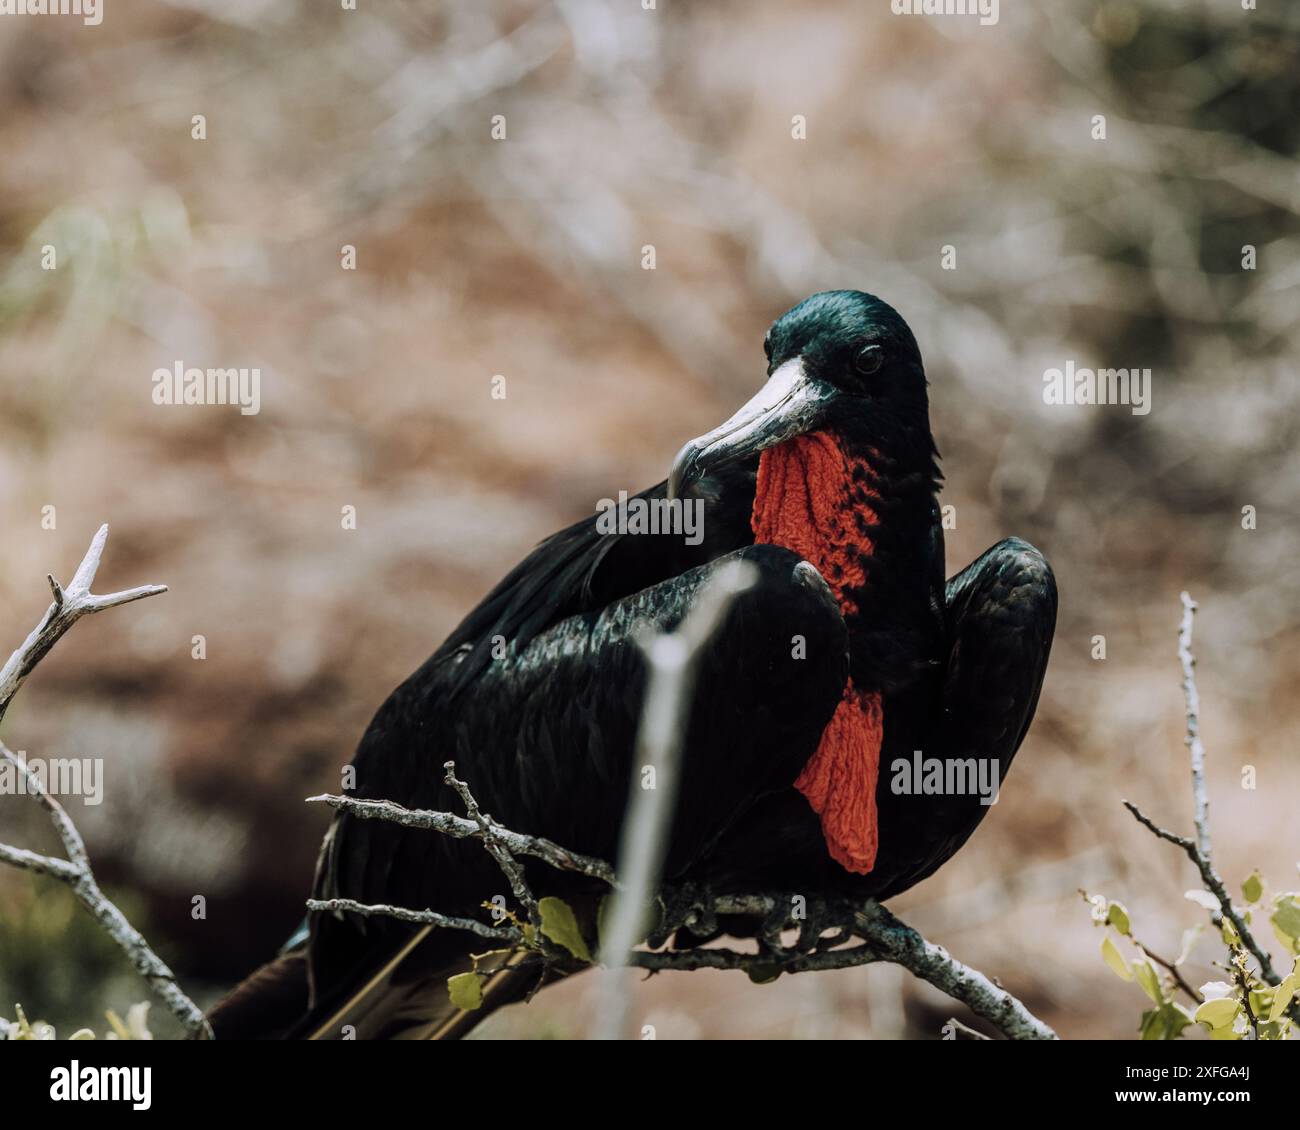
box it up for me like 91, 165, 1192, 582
209, 290, 1056, 1039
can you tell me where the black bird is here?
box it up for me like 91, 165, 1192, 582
210, 290, 1056, 1039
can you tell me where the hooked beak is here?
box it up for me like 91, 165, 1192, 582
668, 357, 840, 500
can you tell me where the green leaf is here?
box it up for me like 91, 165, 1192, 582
1270, 894, 1300, 955
1138, 1009, 1160, 1040
1132, 956, 1164, 1004
1106, 901, 1131, 936
1185, 889, 1219, 912
1175, 925, 1203, 965
1102, 935, 1133, 981
539, 896, 594, 964
1194, 997, 1239, 1030
1268, 974, 1297, 1023
1249, 988, 1273, 1018
447, 972, 483, 1011
1139, 1002, 1193, 1041
1273, 922, 1297, 956
1242, 872, 1264, 905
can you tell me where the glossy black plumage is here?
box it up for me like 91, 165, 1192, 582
208, 290, 1057, 1040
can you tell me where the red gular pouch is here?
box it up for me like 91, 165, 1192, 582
751, 430, 883, 874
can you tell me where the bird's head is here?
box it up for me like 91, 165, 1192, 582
668, 290, 932, 499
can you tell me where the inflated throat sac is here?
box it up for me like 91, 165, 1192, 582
752, 431, 882, 874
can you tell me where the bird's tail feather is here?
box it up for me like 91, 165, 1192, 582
205, 949, 310, 1040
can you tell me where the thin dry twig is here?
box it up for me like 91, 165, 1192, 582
1233, 951, 1260, 1041
595, 559, 757, 1041
305, 791, 617, 886
1121, 591, 1298, 1026
1178, 592, 1212, 860
1140, 942, 1202, 1006
1123, 800, 1281, 987
942, 1017, 992, 1041
305, 897, 521, 943
442, 760, 543, 938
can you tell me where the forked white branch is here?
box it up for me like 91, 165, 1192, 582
0, 526, 211, 1039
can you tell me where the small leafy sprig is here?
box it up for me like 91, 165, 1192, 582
1086, 873, 1300, 1040
1086, 594, 1300, 1039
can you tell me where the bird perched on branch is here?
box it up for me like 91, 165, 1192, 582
210, 290, 1056, 1039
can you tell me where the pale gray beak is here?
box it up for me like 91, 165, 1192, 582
668, 357, 840, 500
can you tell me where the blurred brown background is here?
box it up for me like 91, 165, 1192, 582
1, 0, 1297, 1039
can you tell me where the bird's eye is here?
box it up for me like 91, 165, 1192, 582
855, 344, 883, 375
763, 332, 773, 361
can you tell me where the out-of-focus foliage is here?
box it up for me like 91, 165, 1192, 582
1, 1000, 154, 1041
0, 875, 185, 1036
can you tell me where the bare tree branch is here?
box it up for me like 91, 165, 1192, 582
1177, 592, 1212, 860
942, 1017, 992, 1041
0, 838, 81, 882
631, 895, 1057, 1041
596, 559, 757, 1041
310, 779, 1058, 1040
626, 942, 879, 974
850, 902, 1056, 1041
1, 742, 211, 1040
305, 792, 618, 886
0, 526, 210, 1040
